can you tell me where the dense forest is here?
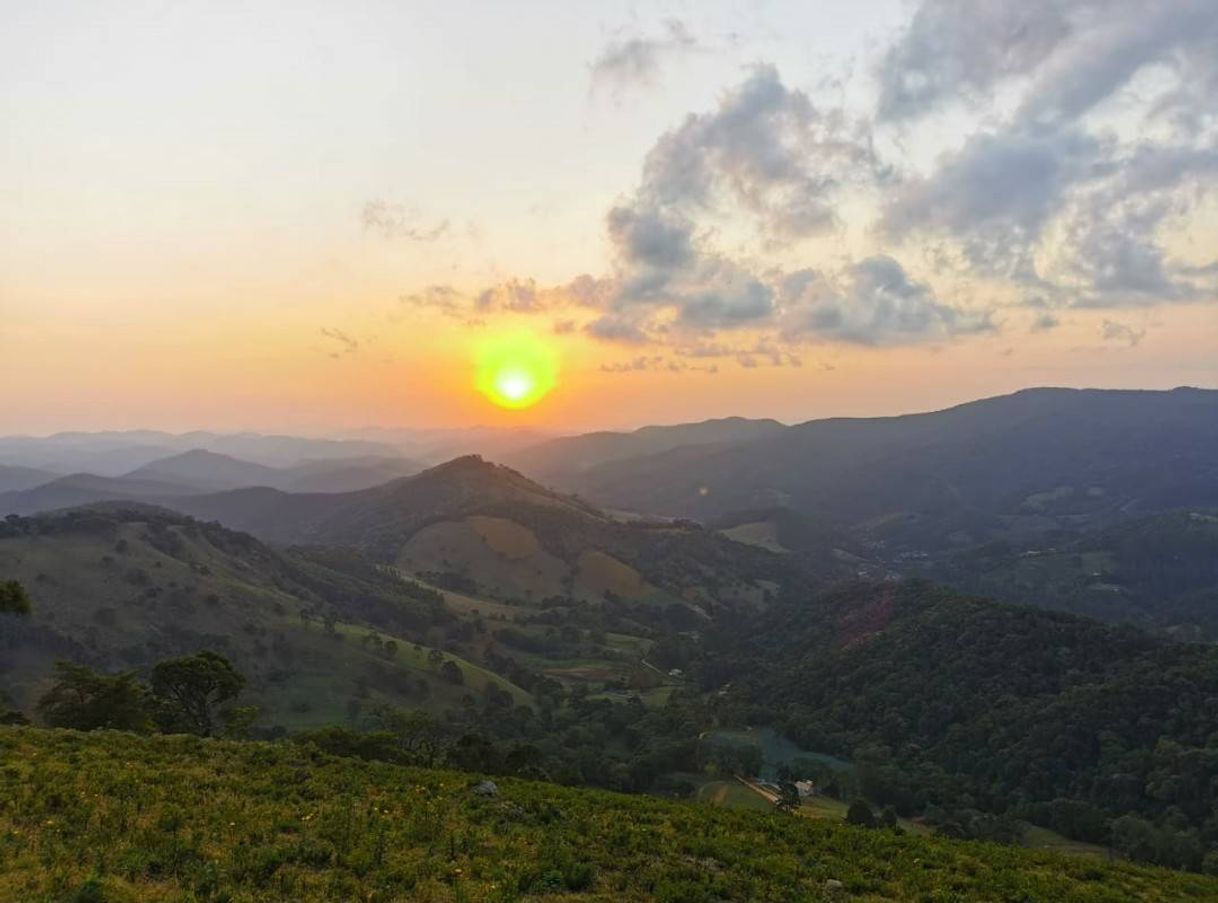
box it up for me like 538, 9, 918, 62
928, 511, 1218, 639
701, 581, 1218, 870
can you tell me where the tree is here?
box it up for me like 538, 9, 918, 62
150, 651, 245, 736
371, 706, 450, 766
440, 660, 464, 685
845, 799, 877, 828
0, 579, 31, 615
774, 781, 801, 814
219, 704, 259, 739
37, 662, 151, 732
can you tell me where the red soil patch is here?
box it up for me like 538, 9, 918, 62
834, 583, 897, 649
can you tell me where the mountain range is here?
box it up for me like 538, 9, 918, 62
0, 449, 423, 514
5, 385, 1218, 868
512, 387, 1218, 554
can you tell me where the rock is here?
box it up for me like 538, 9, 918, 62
824, 878, 845, 894
472, 780, 499, 797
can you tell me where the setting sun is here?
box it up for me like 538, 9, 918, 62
474, 332, 558, 410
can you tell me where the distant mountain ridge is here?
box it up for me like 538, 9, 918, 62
0, 449, 423, 514
520, 387, 1218, 551
0, 464, 61, 494
165, 455, 797, 608
125, 449, 284, 491
501, 416, 787, 481
0, 430, 402, 475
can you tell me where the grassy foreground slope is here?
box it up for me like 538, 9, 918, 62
4, 729, 1218, 902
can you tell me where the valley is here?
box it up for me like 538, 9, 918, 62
5, 387, 1218, 883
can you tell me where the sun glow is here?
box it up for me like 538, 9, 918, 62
475, 332, 558, 410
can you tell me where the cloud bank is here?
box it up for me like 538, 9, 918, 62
399, 1, 1218, 366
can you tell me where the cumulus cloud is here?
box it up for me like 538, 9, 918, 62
781, 257, 992, 345
881, 128, 1105, 283
544, 68, 935, 347
878, 0, 1218, 308
589, 19, 700, 97
393, 2, 1218, 367
391, 65, 989, 359
876, 0, 1074, 121
638, 64, 876, 244
877, 0, 1218, 126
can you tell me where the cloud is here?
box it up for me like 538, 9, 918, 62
638, 64, 876, 244
361, 200, 450, 241
589, 19, 699, 97
881, 127, 1104, 282
548, 68, 904, 346
671, 340, 802, 368
598, 355, 718, 374
475, 278, 542, 313
1057, 146, 1218, 305
401, 284, 462, 314
391, 1, 1216, 366
876, 0, 1218, 126
1030, 312, 1060, 332
584, 315, 650, 345
781, 256, 993, 345
320, 327, 359, 357
877, 0, 1218, 307
390, 66, 991, 359
606, 205, 695, 271
1100, 319, 1147, 346
399, 285, 486, 327
876, 0, 1074, 121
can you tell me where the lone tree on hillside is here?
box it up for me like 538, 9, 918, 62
151, 651, 245, 736
440, 660, 465, 685
846, 799, 878, 828
775, 780, 801, 814
37, 662, 151, 732
0, 580, 31, 616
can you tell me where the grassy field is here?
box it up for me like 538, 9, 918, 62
694, 779, 774, 812
5, 727, 1218, 902
702, 727, 852, 779
1024, 826, 1111, 858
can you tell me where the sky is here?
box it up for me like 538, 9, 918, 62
2, 0, 1216, 434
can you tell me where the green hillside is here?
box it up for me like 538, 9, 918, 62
533, 388, 1218, 555
927, 511, 1218, 638
709, 580, 1218, 869
0, 506, 526, 726
5, 727, 1218, 903
0, 505, 709, 792
167, 456, 803, 613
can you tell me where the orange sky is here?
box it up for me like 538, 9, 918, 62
2, 2, 1216, 435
